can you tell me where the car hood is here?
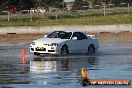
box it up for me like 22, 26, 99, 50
33, 38, 68, 45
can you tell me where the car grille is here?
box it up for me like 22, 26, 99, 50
36, 47, 46, 51
48, 50, 55, 52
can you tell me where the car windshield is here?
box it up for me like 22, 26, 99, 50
47, 31, 72, 39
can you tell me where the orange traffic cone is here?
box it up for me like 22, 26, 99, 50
22, 48, 26, 64
81, 67, 89, 78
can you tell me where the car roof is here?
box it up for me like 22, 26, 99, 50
55, 30, 81, 33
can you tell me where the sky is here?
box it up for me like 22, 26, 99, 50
64, 0, 75, 2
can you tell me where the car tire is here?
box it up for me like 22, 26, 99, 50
88, 45, 95, 55
60, 45, 69, 55
34, 52, 40, 56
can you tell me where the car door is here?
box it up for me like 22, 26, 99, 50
68, 32, 88, 53
66, 33, 78, 53
76, 32, 89, 53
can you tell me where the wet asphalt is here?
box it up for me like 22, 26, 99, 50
0, 41, 132, 88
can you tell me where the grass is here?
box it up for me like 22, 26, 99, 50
0, 7, 132, 26
0, 14, 131, 27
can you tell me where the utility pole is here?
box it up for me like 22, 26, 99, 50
8, 11, 10, 22
101, 0, 106, 16
103, 2, 106, 16
56, 13, 58, 20
55, 9, 59, 20
30, 9, 33, 21
128, 3, 130, 15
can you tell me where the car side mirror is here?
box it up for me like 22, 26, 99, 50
44, 35, 47, 37
72, 37, 77, 40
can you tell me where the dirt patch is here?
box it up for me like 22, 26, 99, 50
0, 33, 44, 42
97, 32, 132, 42
0, 32, 132, 43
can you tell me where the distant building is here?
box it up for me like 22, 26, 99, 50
64, 0, 75, 10
64, 0, 75, 2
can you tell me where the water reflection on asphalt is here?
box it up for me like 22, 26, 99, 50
30, 56, 97, 85
0, 42, 132, 88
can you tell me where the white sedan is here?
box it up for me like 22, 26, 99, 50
30, 31, 99, 55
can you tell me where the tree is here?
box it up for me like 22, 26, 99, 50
0, 0, 9, 11
20, 0, 36, 10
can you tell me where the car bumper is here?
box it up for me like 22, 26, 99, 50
30, 45, 60, 54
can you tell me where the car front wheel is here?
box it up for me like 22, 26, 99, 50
60, 45, 69, 55
88, 45, 95, 55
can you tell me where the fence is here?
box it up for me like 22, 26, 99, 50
0, 6, 132, 22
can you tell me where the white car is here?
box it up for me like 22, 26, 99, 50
30, 31, 99, 55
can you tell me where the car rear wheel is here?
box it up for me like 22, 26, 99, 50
88, 45, 95, 55
60, 45, 69, 55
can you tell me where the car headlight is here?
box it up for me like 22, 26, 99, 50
48, 43, 58, 46
32, 42, 35, 45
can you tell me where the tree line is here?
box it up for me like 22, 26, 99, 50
0, 0, 132, 11
91, 0, 131, 5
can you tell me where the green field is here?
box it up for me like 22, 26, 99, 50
0, 7, 132, 26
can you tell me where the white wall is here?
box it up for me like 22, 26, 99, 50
0, 24, 132, 34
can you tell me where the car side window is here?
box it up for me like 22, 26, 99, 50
47, 31, 72, 39
72, 32, 87, 40
59, 31, 72, 39
72, 32, 81, 40
78, 32, 87, 39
